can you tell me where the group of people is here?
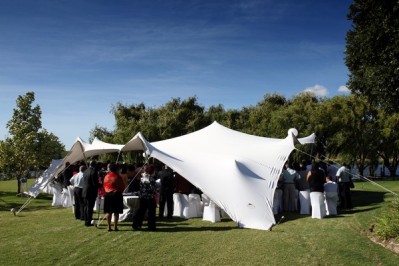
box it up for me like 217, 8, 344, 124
275, 160, 353, 219
59, 160, 197, 232
59, 161, 103, 227
58, 158, 352, 231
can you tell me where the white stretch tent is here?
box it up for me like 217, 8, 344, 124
137, 122, 315, 230
38, 121, 315, 230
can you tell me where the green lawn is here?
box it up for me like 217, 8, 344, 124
0, 179, 398, 265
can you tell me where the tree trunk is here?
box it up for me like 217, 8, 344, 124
358, 163, 364, 177
382, 157, 391, 179
17, 179, 21, 194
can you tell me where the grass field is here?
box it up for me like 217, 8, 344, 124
1, 179, 398, 265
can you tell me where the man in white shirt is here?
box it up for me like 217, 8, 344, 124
70, 165, 87, 220
336, 163, 352, 209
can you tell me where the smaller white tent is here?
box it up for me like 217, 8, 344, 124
53, 137, 125, 178
85, 137, 124, 157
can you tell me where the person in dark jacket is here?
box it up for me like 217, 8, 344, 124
82, 161, 99, 227
62, 162, 73, 188
307, 162, 326, 219
157, 165, 175, 219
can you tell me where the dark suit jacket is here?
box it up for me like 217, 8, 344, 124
82, 166, 98, 198
157, 169, 174, 193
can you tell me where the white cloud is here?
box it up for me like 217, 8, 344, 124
338, 85, 350, 93
303, 84, 328, 97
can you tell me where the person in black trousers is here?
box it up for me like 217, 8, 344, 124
133, 164, 157, 231
157, 165, 175, 219
82, 161, 99, 227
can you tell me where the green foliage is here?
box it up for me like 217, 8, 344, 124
0, 92, 64, 187
90, 92, 399, 174
2, 92, 42, 176
345, 0, 399, 111
246, 93, 287, 137
375, 198, 399, 240
36, 129, 65, 167
111, 96, 209, 143
89, 124, 114, 143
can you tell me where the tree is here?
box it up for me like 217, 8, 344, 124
0, 92, 65, 193
345, 0, 399, 111
377, 111, 399, 177
205, 104, 226, 124
247, 93, 287, 137
36, 129, 65, 168
157, 97, 207, 139
268, 93, 320, 162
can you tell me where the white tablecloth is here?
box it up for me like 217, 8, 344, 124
119, 195, 140, 222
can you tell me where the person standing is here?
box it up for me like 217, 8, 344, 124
273, 174, 284, 214
295, 161, 311, 215
336, 162, 352, 210
157, 165, 175, 219
324, 175, 339, 216
307, 162, 326, 219
326, 161, 338, 182
281, 161, 300, 212
103, 163, 125, 232
20, 171, 28, 195
133, 165, 157, 231
62, 162, 73, 188
82, 161, 99, 227
70, 165, 87, 220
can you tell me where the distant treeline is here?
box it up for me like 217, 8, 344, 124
90, 93, 399, 177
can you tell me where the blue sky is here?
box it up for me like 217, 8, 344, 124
0, 0, 352, 150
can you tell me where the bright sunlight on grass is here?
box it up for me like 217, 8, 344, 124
1, 179, 398, 265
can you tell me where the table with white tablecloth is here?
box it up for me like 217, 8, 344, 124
118, 195, 140, 222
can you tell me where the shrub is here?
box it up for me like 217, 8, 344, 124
374, 198, 399, 240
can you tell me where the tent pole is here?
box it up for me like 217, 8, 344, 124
116, 151, 121, 164
13, 171, 57, 216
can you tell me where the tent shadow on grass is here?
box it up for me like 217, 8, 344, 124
351, 190, 387, 207
110, 189, 389, 230
0, 191, 53, 212
120, 225, 235, 233
97, 218, 236, 232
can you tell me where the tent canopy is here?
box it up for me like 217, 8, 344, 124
49, 121, 315, 230
53, 137, 125, 178
140, 121, 314, 230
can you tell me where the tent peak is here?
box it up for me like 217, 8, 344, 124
287, 128, 298, 137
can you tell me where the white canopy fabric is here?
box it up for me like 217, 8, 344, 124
27, 137, 126, 199
121, 132, 150, 152
27, 159, 64, 198
85, 137, 124, 157
142, 122, 315, 230
41, 121, 314, 230
52, 137, 125, 178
